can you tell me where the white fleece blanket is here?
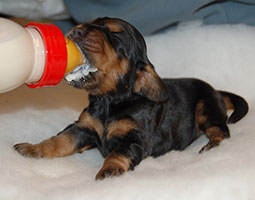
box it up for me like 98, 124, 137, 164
0, 21, 254, 200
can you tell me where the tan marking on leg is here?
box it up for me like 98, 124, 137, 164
199, 126, 225, 153
14, 133, 88, 158
96, 152, 131, 180
196, 100, 207, 126
195, 100, 207, 138
78, 112, 104, 138
107, 119, 138, 139
206, 126, 224, 140
77, 145, 92, 153
223, 96, 234, 110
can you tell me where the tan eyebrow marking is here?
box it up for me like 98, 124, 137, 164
106, 21, 123, 32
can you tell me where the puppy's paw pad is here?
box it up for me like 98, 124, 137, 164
14, 143, 42, 158
95, 166, 124, 180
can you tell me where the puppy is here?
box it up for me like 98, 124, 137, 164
14, 17, 249, 180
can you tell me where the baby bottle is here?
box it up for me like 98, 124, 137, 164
0, 17, 84, 93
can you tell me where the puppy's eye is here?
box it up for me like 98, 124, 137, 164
111, 31, 124, 36
110, 32, 123, 41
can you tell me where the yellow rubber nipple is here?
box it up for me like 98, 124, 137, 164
65, 38, 84, 73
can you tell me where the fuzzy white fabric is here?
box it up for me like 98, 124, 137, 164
0, 21, 255, 200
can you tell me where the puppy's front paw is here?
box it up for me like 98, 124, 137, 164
14, 143, 42, 158
95, 154, 130, 180
96, 165, 125, 180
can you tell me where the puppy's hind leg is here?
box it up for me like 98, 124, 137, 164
196, 99, 230, 153
199, 125, 230, 153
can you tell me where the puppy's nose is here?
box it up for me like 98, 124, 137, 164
66, 24, 87, 38
73, 27, 86, 38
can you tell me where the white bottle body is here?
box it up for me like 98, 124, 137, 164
0, 18, 45, 93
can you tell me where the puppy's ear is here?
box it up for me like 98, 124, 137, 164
134, 65, 169, 102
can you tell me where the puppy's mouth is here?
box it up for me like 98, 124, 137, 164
64, 63, 98, 83
64, 43, 98, 86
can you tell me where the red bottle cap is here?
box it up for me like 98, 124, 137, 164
25, 23, 67, 88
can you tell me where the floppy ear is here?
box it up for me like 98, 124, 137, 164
134, 65, 169, 102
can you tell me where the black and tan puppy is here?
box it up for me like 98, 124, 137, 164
14, 17, 248, 180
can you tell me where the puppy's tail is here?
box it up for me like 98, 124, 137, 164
219, 91, 249, 124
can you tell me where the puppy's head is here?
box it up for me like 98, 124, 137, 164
66, 17, 169, 102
